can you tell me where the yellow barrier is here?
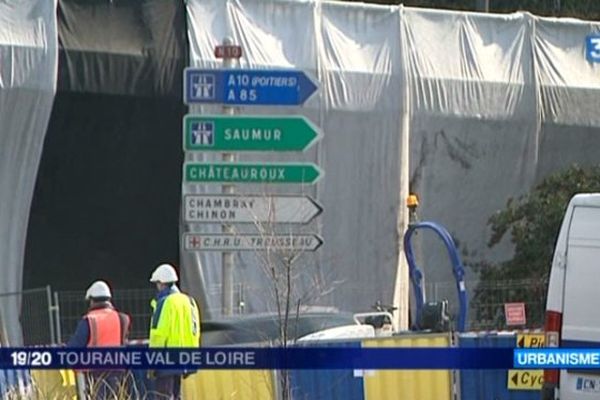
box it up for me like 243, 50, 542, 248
182, 370, 275, 400
31, 369, 77, 400
362, 334, 453, 400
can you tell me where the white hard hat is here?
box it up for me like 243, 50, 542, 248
150, 263, 179, 283
85, 280, 112, 300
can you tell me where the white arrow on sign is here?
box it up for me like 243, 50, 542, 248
184, 194, 323, 224
183, 233, 323, 252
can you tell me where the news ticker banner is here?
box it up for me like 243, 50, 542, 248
2, 348, 600, 370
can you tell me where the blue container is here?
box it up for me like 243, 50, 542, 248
289, 341, 364, 400
0, 369, 26, 397
126, 342, 155, 397
0, 370, 7, 397
18, 370, 32, 393
128, 369, 155, 398
458, 333, 540, 400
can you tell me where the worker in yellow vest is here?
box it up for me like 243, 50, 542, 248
147, 263, 201, 399
68, 280, 131, 399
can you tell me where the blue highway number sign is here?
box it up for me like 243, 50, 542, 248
184, 68, 318, 106
587, 35, 600, 63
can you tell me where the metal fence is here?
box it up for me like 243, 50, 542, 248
56, 285, 249, 343
55, 288, 156, 343
0, 278, 549, 346
424, 278, 548, 330
56, 284, 250, 342
0, 286, 55, 346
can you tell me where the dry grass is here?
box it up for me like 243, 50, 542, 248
7, 370, 174, 400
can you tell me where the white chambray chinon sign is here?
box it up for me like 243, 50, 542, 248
184, 194, 322, 224
182, 63, 323, 253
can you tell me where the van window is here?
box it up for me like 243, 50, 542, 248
563, 206, 600, 343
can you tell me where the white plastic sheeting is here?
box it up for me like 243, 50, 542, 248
535, 18, 600, 180
404, 9, 540, 293
408, 11, 600, 306
0, 0, 58, 344
185, 0, 600, 323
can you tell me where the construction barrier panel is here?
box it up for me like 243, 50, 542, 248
458, 332, 543, 400
128, 368, 155, 398
125, 341, 155, 398
31, 369, 77, 399
126, 340, 275, 399
0, 369, 6, 398
280, 333, 453, 400
362, 333, 453, 400
182, 369, 275, 400
289, 341, 364, 400
0, 369, 33, 398
12, 331, 549, 399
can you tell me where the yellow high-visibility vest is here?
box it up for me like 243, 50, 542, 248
149, 290, 201, 348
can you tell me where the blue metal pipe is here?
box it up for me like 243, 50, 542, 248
403, 221, 468, 332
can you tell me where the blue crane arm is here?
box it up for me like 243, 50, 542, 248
403, 221, 468, 332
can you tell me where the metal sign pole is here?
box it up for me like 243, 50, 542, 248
476, 0, 490, 12
220, 37, 237, 316
46, 285, 56, 345
53, 291, 62, 344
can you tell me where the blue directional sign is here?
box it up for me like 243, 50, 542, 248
586, 34, 600, 63
184, 68, 318, 106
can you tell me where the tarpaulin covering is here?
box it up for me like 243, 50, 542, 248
0, 0, 58, 345
404, 9, 539, 295
57, 0, 186, 97
185, 0, 600, 322
406, 10, 600, 309
25, 1, 187, 296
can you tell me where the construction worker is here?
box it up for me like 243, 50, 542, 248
147, 263, 201, 399
67, 280, 131, 399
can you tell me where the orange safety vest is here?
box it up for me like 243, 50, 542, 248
86, 308, 123, 347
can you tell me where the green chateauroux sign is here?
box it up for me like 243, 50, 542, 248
184, 162, 322, 184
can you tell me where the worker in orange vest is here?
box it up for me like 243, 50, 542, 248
67, 280, 131, 399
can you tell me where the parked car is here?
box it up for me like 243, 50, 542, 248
201, 310, 358, 346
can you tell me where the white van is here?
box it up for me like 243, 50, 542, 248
543, 193, 600, 400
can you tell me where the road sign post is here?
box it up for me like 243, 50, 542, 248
183, 115, 321, 152
182, 42, 324, 319
214, 44, 242, 59
219, 37, 240, 317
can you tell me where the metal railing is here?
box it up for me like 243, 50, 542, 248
55, 288, 156, 343
0, 277, 549, 347
0, 286, 56, 346
55, 286, 238, 343
424, 278, 548, 330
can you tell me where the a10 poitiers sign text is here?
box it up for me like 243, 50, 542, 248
184, 68, 318, 106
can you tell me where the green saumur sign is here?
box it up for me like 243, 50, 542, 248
184, 162, 322, 184
183, 115, 321, 152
